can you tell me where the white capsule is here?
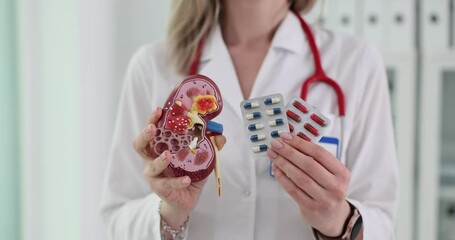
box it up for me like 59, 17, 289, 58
264, 97, 281, 105
266, 107, 282, 116
248, 123, 264, 131
244, 101, 260, 109
268, 118, 284, 127
245, 112, 261, 120
250, 134, 266, 142
252, 144, 268, 153
271, 130, 285, 138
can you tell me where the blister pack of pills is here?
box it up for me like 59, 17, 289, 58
240, 94, 290, 158
285, 97, 330, 143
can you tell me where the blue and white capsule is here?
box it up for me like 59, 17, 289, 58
268, 118, 284, 127
248, 123, 264, 131
264, 97, 281, 105
246, 112, 261, 120
266, 107, 282, 116
250, 134, 266, 142
243, 101, 260, 109
252, 144, 268, 153
271, 130, 285, 138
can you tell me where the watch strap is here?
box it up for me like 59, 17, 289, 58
312, 205, 363, 240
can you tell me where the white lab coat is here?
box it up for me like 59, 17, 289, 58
101, 12, 399, 240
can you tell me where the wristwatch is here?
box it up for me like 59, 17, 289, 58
312, 204, 363, 240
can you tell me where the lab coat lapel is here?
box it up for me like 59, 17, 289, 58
199, 24, 244, 120
249, 12, 307, 99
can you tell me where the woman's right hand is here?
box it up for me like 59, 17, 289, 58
133, 107, 226, 229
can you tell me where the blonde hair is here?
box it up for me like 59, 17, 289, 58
167, 0, 316, 75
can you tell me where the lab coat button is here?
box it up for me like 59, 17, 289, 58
243, 190, 251, 196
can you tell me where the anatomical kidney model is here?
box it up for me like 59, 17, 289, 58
152, 74, 223, 183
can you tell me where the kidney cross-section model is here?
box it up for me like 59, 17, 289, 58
152, 74, 223, 182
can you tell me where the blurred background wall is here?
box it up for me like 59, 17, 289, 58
0, 0, 454, 240
0, 0, 19, 239
1, 0, 170, 239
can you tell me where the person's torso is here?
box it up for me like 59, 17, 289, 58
143, 12, 371, 240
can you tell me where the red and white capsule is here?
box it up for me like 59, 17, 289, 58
286, 110, 301, 122
297, 132, 311, 142
310, 113, 326, 126
293, 101, 308, 113
304, 123, 319, 136
289, 124, 294, 133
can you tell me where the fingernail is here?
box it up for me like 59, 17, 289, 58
182, 176, 191, 184
271, 139, 283, 149
267, 149, 278, 159
280, 132, 293, 141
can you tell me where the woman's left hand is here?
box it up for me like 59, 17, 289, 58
267, 132, 352, 237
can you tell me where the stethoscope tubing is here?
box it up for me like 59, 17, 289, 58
292, 9, 345, 159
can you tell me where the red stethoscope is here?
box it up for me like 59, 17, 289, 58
189, 10, 346, 157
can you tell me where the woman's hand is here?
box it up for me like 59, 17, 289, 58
133, 107, 226, 229
267, 132, 351, 237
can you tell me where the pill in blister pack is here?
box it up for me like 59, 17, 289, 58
285, 98, 330, 143
240, 94, 290, 158
243, 101, 260, 109
246, 112, 261, 120
266, 108, 282, 116
268, 118, 284, 127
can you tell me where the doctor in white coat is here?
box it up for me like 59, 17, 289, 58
101, 0, 399, 239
